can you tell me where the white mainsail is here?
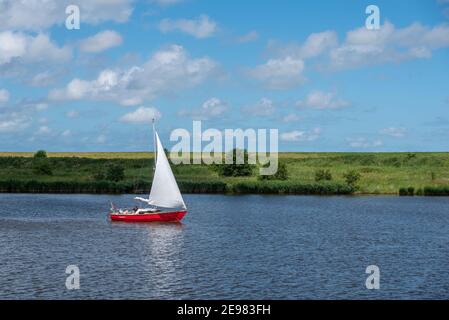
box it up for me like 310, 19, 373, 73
146, 131, 186, 209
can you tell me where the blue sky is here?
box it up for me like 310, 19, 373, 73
0, 0, 448, 152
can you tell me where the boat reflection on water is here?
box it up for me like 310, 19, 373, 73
111, 219, 186, 298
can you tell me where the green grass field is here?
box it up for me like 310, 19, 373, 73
1, 152, 449, 195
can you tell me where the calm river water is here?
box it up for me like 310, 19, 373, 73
1, 194, 449, 299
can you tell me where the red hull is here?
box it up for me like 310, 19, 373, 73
110, 210, 187, 222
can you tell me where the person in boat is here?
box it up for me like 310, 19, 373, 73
133, 206, 138, 212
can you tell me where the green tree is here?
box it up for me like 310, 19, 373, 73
106, 164, 125, 182
34, 150, 47, 158
315, 169, 332, 182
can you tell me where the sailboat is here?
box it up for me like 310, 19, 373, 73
110, 121, 187, 222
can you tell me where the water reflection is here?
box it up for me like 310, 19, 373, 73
3, 194, 449, 299
117, 221, 185, 298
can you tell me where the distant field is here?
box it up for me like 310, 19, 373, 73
1, 152, 449, 195
0, 152, 155, 159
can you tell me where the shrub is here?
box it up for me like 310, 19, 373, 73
231, 181, 354, 195
32, 160, 53, 175
423, 186, 449, 196
343, 170, 361, 190
315, 169, 332, 182
34, 150, 48, 158
92, 170, 106, 181
106, 164, 125, 182
258, 161, 288, 181
399, 187, 415, 196
216, 149, 254, 177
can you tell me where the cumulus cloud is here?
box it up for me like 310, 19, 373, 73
282, 113, 302, 123
380, 127, 406, 138
248, 57, 305, 89
120, 107, 162, 124
329, 21, 449, 70
0, 89, 9, 103
66, 110, 79, 118
178, 98, 228, 120
159, 15, 217, 38
0, 31, 71, 66
29, 70, 65, 87
296, 91, 350, 110
37, 125, 52, 135
0, 112, 30, 133
242, 98, 276, 117
280, 128, 321, 142
298, 30, 339, 59
267, 30, 338, 59
347, 137, 383, 148
153, 0, 184, 6
80, 30, 123, 53
0, 0, 133, 31
49, 45, 218, 105
237, 31, 259, 43
61, 129, 72, 137
266, 22, 449, 72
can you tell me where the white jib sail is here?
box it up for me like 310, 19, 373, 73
148, 132, 186, 209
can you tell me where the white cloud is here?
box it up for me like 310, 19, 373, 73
0, 89, 9, 103
66, 110, 79, 118
347, 138, 383, 148
80, 30, 123, 53
280, 128, 321, 142
179, 98, 228, 119
0, 112, 30, 133
49, 45, 218, 105
380, 127, 406, 138
237, 31, 259, 43
299, 30, 338, 58
266, 30, 338, 59
29, 70, 64, 87
61, 129, 72, 137
297, 91, 350, 110
0, 31, 71, 66
0, 0, 133, 31
242, 98, 275, 117
329, 22, 449, 70
159, 15, 217, 39
248, 56, 305, 89
153, 0, 184, 6
120, 107, 162, 124
282, 113, 302, 123
37, 125, 51, 135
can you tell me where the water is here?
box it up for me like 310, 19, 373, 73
1, 194, 449, 299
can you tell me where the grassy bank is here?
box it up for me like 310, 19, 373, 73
1, 152, 449, 195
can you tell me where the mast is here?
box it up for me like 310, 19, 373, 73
152, 118, 156, 171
